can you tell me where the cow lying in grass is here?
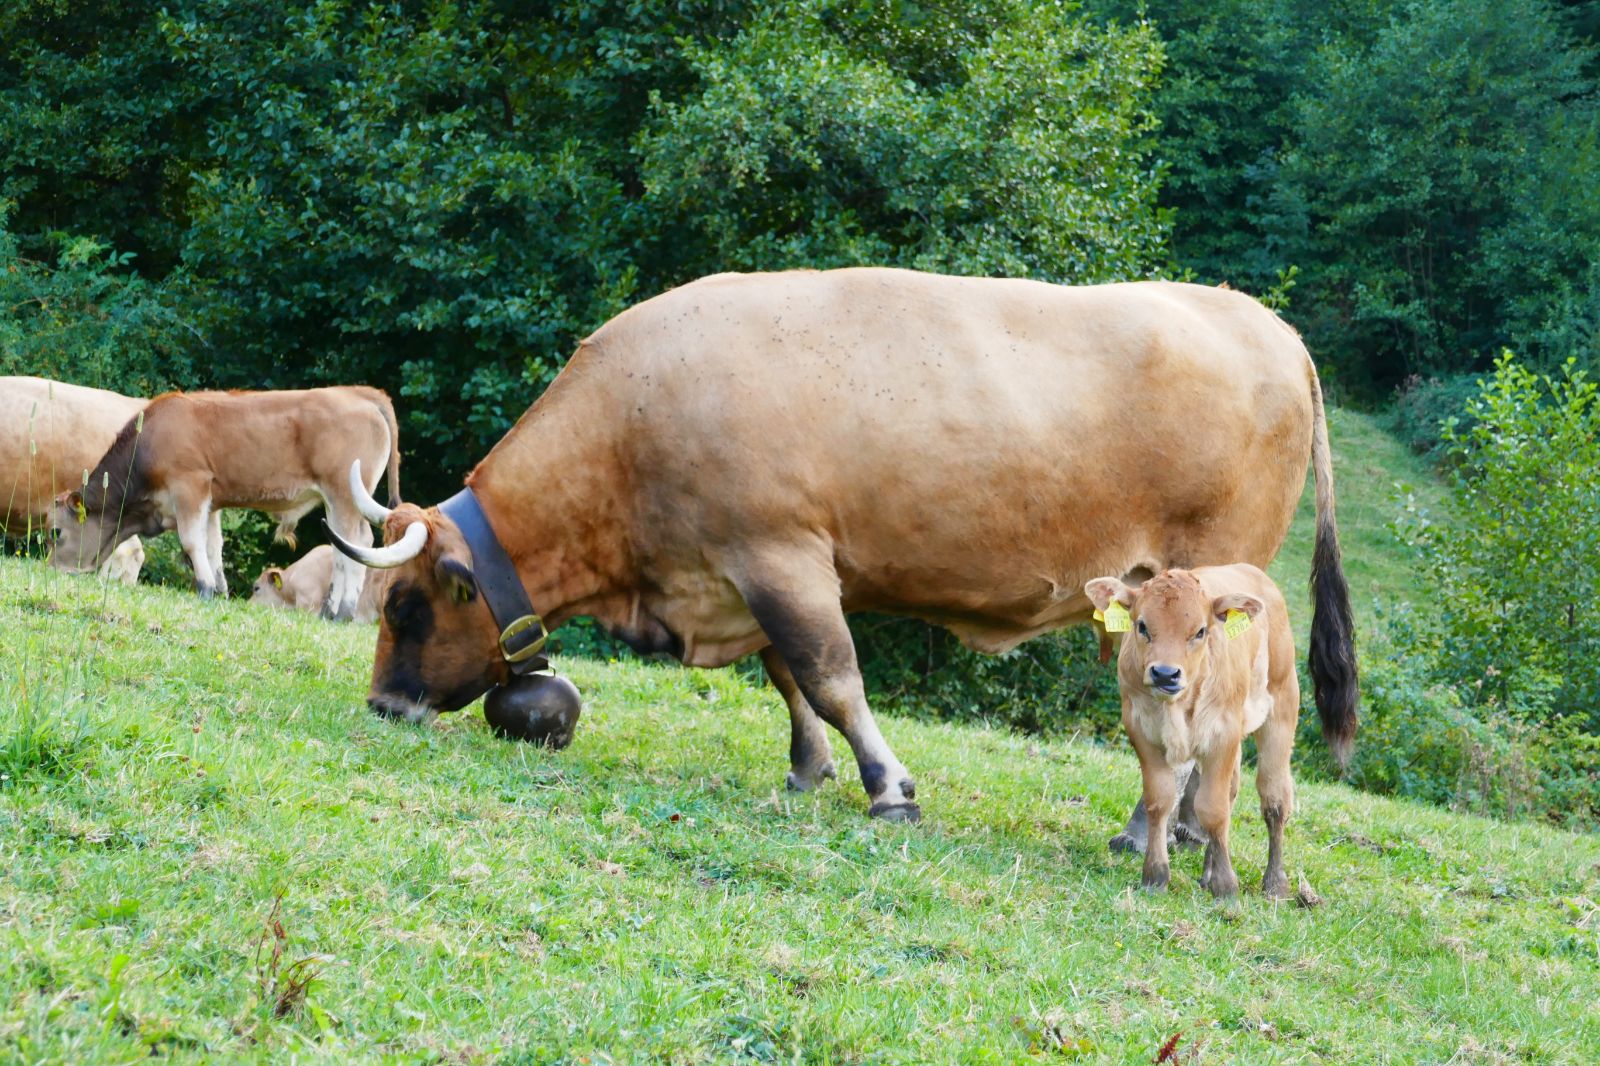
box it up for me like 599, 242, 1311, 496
1086, 565, 1306, 900
252, 545, 389, 623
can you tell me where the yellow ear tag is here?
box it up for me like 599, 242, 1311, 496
1097, 601, 1132, 633
271, 572, 283, 590
74, 500, 87, 524
1224, 608, 1252, 639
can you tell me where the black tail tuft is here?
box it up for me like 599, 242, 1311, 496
1309, 513, 1359, 771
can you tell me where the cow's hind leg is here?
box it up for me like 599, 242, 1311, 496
206, 507, 228, 599
761, 645, 837, 792
1111, 760, 1202, 853
322, 504, 372, 621
736, 550, 919, 821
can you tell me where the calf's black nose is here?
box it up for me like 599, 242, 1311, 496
1150, 664, 1182, 685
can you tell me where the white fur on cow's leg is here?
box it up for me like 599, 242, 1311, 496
177, 497, 222, 599
737, 555, 919, 822
760, 646, 838, 792
1110, 760, 1202, 854
96, 536, 144, 586
206, 508, 228, 599
323, 512, 371, 621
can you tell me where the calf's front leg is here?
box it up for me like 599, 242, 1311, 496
1195, 742, 1242, 900
1129, 728, 1177, 892
175, 492, 223, 599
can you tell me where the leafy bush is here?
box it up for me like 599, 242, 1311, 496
1337, 625, 1599, 828
853, 616, 1119, 738
0, 201, 198, 395
1388, 373, 1483, 461
1398, 354, 1600, 727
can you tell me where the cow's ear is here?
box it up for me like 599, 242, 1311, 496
67, 490, 86, 524
1211, 592, 1264, 623
436, 555, 477, 604
1084, 576, 1134, 612
268, 569, 283, 590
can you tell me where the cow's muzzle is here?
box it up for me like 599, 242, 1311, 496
1147, 663, 1184, 697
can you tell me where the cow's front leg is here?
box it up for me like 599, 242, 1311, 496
176, 493, 222, 599
736, 550, 919, 822
761, 645, 837, 792
1111, 760, 1202, 853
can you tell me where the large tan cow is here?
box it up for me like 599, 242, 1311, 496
251, 544, 390, 623
2, 376, 149, 584
50, 387, 401, 617
1086, 565, 1304, 899
331, 268, 1357, 823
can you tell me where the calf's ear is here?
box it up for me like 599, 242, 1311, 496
1210, 592, 1265, 623
268, 569, 284, 590
1084, 576, 1134, 612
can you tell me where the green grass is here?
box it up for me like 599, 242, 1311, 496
3, 556, 1598, 1064
1269, 406, 1448, 644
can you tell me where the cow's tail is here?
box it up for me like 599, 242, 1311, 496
1306, 358, 1359, 772
372, 388, 402, 506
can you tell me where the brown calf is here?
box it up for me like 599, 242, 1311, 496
1086, 565, 1299, 900
49, 387, 400, 618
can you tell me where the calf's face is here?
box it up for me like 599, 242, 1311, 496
1085, 571, 1263, 699
251, 568, 290, 607
48, 491, 125, 574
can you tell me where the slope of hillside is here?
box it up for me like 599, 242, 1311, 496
1269, 406, 1447, 645
2, 560, 1595, 1063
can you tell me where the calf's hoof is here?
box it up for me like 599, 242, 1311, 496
785, 760, 838, 793
1262, 870, 1291, 900
868, 801, 922, 823
1141, 863, 1170, 893
1109, 832, 1145, 855
1202, 871, 1240, 900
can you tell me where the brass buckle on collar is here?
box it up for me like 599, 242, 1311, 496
500, 614, 548, 663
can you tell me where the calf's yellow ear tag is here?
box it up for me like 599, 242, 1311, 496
1096, 601, 1132, 633
1224, 608, 1252, 639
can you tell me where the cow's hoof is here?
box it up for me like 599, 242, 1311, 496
868, 801, 922, 823
1262, 870, 1291, 900
1174, 821, 1210, 850
1109, 832, 1146, 855
785, 760, 837, 792
1141, 863, 1170, 892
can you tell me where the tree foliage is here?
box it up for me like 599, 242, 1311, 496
1, 0, 1169, 498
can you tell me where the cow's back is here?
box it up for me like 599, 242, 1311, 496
574, 269, 1313, 651
0, 377, 146, 533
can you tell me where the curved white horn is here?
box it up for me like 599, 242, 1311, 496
350, 459, 392, 524
326, 519, 428, 569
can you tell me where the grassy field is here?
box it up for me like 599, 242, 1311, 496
3, 552, 1597, 1064
1269, 406, 1448, 643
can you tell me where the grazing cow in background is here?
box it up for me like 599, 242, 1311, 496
49, 387, 401, 618
1087, 566, 1302, 900
329, 267, 1357, 824
252, 544, 390, 623
2, 376, 149, 585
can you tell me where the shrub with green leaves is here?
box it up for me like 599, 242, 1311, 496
1399, 353, 1600, 727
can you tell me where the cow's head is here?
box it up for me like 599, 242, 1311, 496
329, 465, 507, 721
48, 488, 136, 574
251, 567, 290, 607
1085, 570, 1263, 699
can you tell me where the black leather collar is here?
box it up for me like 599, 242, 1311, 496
439, 487, 550, 676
